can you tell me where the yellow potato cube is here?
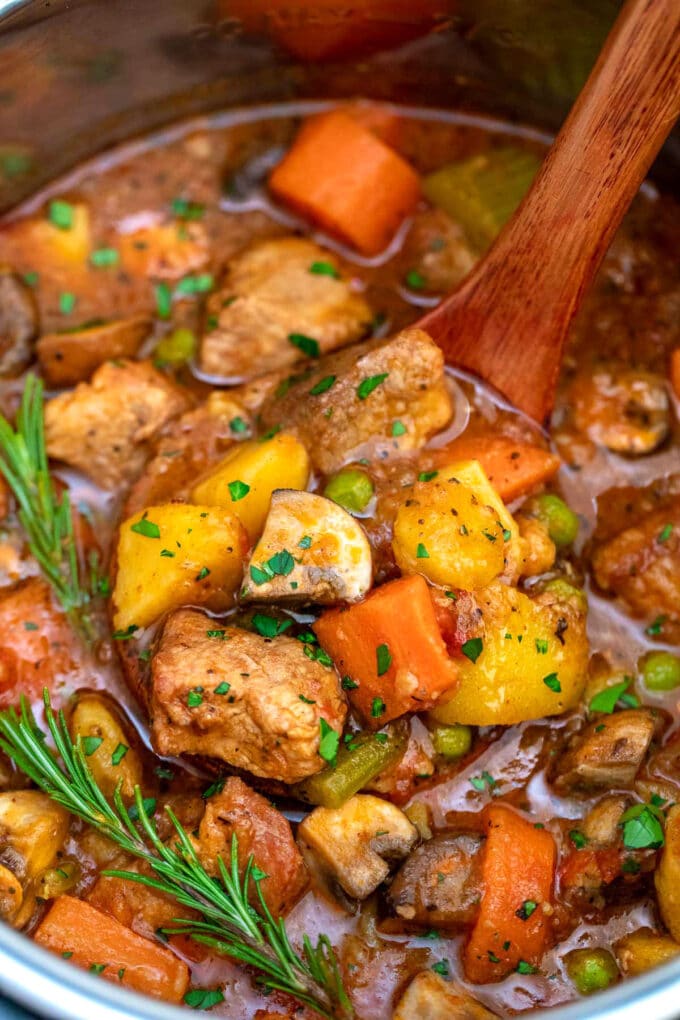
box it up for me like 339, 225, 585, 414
113, 503, 248, 631
392, 459, 519, 590
615, 928, 680, 977
430, 581, 588, 725
190, 432, 311, 541
655, 806, 680, 943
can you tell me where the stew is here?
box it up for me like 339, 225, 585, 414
0, 101, 678, 1019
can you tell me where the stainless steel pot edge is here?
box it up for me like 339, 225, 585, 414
1, 917, 680, 1020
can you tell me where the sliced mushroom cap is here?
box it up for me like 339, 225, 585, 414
553, 709, 657, 792
0, 268, 37, 376
0, 790, 69, 927
37, 315, 152, 387
388, 831, 484, 928
393, 971, 498, 1020
241, 489, 372, 604
582, 794, 632, 846
297, 793, 418, 899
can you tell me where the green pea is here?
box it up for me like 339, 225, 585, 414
154, 327, 196, 365
640, 651, 680, 692
429, 723, 472, 759
542, 578, 588, 613
564, 948, 619, 996
323, 468, 374, 514
532, 493, 579, 546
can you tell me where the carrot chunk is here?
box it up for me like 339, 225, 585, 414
430, 435, 560, 502
463, 804, 556, 983
313, 574, 457, 727
269, 110, 420, 255
671, 348, 680, 401
34, 896, 190, 1003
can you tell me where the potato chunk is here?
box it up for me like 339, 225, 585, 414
258, 329, 452, 473
553, 709, 656, 792
112, 503, 248, 631
241, 490, 372, 604
37, 315, 151, 387
615, 928, 680, 977
150, 609, 346, 783
45, 360, 190, 489
655, 805, 680, 942
393, 460, 520, 590
191, 432, 310, 542
0, 791, 69, 927
298, 794, 418, 899
69, 693, 143, 799
394, 971, 498, 1020
200, 237, 372, 377
430, 581, 588, 726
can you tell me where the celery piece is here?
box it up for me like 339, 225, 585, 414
294, 723, 407, 808
423, 148, 541, 253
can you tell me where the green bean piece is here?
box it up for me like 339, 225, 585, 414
640, 651, 680, 692
531, 493, 579, 546
429, 723, 472, 759
294, 723, 407, 808
564, 948, 619, 995
154, 327, 196, 365
323, 468, 374, 514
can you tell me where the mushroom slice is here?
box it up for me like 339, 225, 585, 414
297, 793, 418, 899
553, 709, 657, 792
393, 971, 498, 1020
0, 791, 69, 927
37, 315, 152, 387
241, 489, 372, 604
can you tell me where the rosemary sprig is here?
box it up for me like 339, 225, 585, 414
0, 375, 94, 639
0, 692, 352, 1019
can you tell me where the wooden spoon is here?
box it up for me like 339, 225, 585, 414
418, 0, 680, 424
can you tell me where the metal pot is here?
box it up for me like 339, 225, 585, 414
0, 1, 678, 1016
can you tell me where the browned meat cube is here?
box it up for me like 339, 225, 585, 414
591, 498, 680, 638
388, 832, 483, 928
200, 237, 372, 378
259, 328, 452, 473
553, 709, 657, 792
393, 971, 498, 1020
567, 365, 670, 455
45, 360, 191, 489
150, 609, 346, 784
0, 269, 37, 376
195, 777, 307, 916
398, 207, 475, 294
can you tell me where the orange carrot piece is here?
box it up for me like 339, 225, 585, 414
671, 348, 680, 401
430, 435, 561, 502
34, 896, 190, 1003
269, 110, 420, 256
313, 574, 457, 727
463, 804, 556, 983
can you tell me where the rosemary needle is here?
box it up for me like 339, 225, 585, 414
0, 375, 95, 639
0, 692, 353, 1019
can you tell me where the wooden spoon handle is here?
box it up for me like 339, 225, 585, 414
420, 0, 680, 423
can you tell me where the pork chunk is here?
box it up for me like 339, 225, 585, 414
45, 360, 190, 489
200, 237, 372, 378
0, 269, 37, 376
394, 971, 498, 1020
388, 832, 483, 928
591, 498, 680, 638
553, 709, 657, 792
150, 609, 346, 783
259, 328, 453, 473
194, 777, 307, 916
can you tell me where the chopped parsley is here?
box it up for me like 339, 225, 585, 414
288, 333, 319, 358
543, 672, 561, 693
206, 629, 228, 640
214, 681, 230, 695
391, 420, 407, 437
405, 269, 426, 290
175, 274, 213, 296
517, 961, 537, 975
111, 743, 128, 765
516, 900, 538, 920
416, 542, 429, 558
155, 281, 172, 319
569, 829, 588, 849
371, 697, 386, 718
90, 247, 119, 268
48, 199, 74, 230
376, 643, 392, 676
131, 517, 160, 539
183, 988, 225, 1010
431, 960, 449, 976
112, 624, 138, 641
658, 523, 673, 543
357, 373, 389, 400
535, 638, 548, 654
298, 535, 312, 549
418, 470, 438, 482
229, 416, 248, 434
309, 374, 336, 396
309, 260, 339, 278
470, 771, 496, 792
588, 678, 633, 714
461, 637, 483, 663
187, 687, 204, 708
227, 479, 250, 502
82, 736, 103, 756
252, 614, 292, 638
318, 719, 340, 767
621, 803, 665, 850
646, 615, 667, 636
89, 963, 107, 975
341, 676, 359, 690
58, 291, 76, 315
195, 566, 211, 581
171, 197, 205, 220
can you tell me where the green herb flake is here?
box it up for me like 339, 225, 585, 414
229, 416, 248, 434
228, 479, 250, 502
187, 687, 204, 708
589, 679, 631, 714
376, 643, 392, 676
183, 988, 225, 1010
543, 672, 561, 693
160, 549, 175, 558
658, 523, 673, 544
646, 615, 667, 636
288, 333, 319, 358
252, 614, 292, 638
298, 535, 312, 549
61, 951, 73, 959
470, 771, 496, 792
461, 637, 483, 663
418, 470, 438, 482
517, 960, 537, 975
569, 829, 588, 849
155, 281, 172, 320
48, 199, 74, 230
195, 567, 211, 581
371, 696, 386, 718
175, 274, 214, 296
309, 374, 336, 396
267, 549, 295, 577
58, 292, 76, 315
319, 718, 340, 767
111, 743, 128, 765
206, 629, 228, 640
90, 247, 119, 268
621, 804, 665, 850
309, 260, 339, 278
131, 517, 160, 539
23, 621, 38, 631
89, 963, 107, 975
357, 373, 389, 400
82, 736, 103, 756
405, 269, 426, 290
112, 624, 138, 641
214, 682, 231, 695
391, 420, 407, 437
431, 960, 449, 976
171, 197, 205, 221
341, 676, 359, 691
535, 638, 548, 654
23, 271, 39, 288
416, 542, 430, 559
516, 900, 538, 920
